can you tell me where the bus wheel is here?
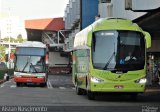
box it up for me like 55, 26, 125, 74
87, 91, 95, 100
40, 83, 47, 87
75, 82, 83, 95
16, 82, 21, 87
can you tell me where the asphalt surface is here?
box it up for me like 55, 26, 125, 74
0, 74, 159, 112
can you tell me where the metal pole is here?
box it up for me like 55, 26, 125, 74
58, 31, 59, 45
8, 7, 11, 68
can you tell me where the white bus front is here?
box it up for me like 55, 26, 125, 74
14, 47, 47, 87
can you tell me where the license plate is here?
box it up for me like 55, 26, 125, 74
114, 85, 124, 89
27, 79, 32, 82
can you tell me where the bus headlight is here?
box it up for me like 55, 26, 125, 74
38, 76, 44, 78
91, 76, 104, 83
135, 78, 147, 84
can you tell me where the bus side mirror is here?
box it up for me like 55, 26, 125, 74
144, 31, 151, 48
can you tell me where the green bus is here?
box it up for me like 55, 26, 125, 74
72, 18, 151, 100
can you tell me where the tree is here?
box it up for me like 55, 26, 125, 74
3, 37, 15, 42
0, 45, 6, 62
3, 37, 9, 42
10, 37, 15, 43
17, 34, 24, 43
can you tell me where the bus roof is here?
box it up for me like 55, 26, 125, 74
16, 41, 46, 48
92, 18, 142, 31
74, 18, 145, 49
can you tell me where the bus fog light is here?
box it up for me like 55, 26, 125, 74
135, 78, 147, 84
91, 76, 104, 83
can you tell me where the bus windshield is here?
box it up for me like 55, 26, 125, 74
92, 30, 145, 71
15, 56, 45, 73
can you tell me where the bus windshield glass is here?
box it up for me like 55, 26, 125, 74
92, 30, 145, 71
15, 56, 45, 73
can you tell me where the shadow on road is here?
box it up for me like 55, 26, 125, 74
48, 74, 74, 88
16, 83, 47, 88
94, 93, 160, 103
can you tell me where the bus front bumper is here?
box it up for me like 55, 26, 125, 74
90, 82, 146, 93
14, 76, 46, 83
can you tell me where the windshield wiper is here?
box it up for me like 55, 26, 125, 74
103, 43, 116, 70
22, 61, 29, 72
103, 51, 116, 70
30, 63, 38, 73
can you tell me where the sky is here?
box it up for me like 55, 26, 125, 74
0, 0, 69, 38
0, 0, 69, 21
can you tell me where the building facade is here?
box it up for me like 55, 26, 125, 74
64, 0, 160, 81
25, 18, 71, 74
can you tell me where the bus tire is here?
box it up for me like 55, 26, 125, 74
40, 83, 47, 87
75, 82, 83, 95
16, 82, 21, 87
87, 91, 95, 100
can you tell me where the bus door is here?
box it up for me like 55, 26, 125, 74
75, 49, 90, 88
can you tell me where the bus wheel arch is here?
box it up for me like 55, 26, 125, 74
86, 80, 95, 100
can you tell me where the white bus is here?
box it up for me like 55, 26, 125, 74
14, 41, 48, 87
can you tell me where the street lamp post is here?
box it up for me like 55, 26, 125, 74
7, 7, 11, 68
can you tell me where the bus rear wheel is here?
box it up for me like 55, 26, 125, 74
75, 82, 83, 95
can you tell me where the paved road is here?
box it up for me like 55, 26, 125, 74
0, 74, 159, 112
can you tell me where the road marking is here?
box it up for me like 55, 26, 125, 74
22, 87, 29, 88
10, 85, 16, 88
0, 80, 11, 87
47, 79, 53, 89
59, 87, 66, 89
0, 84, 4, 88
